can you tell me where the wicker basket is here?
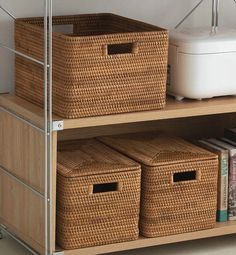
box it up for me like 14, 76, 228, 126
98, 133, 219, 238
56, 139, 141, 249
14, 13, 168, 119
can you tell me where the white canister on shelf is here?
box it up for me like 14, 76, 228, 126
168, 27, 236, 100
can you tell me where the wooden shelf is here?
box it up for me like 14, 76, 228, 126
2, 94, 236, 130
58, 221, 236, 255
1, 93, 236, 255
63, 96, 236, 130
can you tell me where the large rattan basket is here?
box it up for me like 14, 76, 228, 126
98, 133, 219, 238
56, 139, 141, 249
15, 13, 168, 119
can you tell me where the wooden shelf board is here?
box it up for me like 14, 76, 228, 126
2, 94, 236, 130
59, 221, 236, 255
0, 94, 46, 130
63, 96, 236, 129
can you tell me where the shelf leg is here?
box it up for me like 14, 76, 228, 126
175, 96, 184, 101
0, 228, 4, 240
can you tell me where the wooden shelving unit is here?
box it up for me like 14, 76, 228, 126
1, 94, 236, 255
60, 221, 236, 255
2, 94, 236, 130
2, 1, 236, 254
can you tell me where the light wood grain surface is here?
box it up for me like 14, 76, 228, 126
60, 222, 236, 255
2, 94, 236, 130
0, 171, 44, 254
0, 109, 44, 193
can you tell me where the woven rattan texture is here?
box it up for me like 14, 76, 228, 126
98, 133, 218, 237
56, 139, 141, 249
15, 13, 168, 119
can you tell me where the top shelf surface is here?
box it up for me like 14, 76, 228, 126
1, 94, 236, 130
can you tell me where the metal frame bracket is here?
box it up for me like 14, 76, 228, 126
52, 252, 65, 255
0, 233, 3, 240
175, 0, 204, 29
0, 229, 4, 239
0, 224, 6, 239
0, 4, 16, 20
52, 121, 64, 131
0, 225, 38, 254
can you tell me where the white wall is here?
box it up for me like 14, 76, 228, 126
1, 0, 236, 93
191, 0, 236, 27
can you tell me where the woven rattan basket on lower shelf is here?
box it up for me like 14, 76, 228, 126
56, 139, 141, 249
15, 13, 168, 119
98, 133, 219, 238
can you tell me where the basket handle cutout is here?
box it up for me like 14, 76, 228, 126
90, 182, 121, 194
172, 170, 199, 184
52, 24, 74, 35
104, 42, 138, 56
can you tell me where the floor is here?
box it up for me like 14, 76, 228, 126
0, 234, 236, 255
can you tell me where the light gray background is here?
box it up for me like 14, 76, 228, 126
0, 0, 236, 254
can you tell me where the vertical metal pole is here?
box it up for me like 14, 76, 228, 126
44, 0, 53, 254
44, 0, 49, 254
48, 0, 53, 254
212, 0, 216, 31
212, 0, 219, 32
216, 0, 220, 29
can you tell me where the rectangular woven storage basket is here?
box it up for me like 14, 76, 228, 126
14, 13, 169, 119
98, 133, 219, 238
56, 139, 141, 249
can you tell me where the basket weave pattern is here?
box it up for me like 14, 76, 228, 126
15, 14, 168, 119
56, 139, 141, 249
98, 133, 218, 237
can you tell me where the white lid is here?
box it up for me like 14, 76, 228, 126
170, 27, 236, 54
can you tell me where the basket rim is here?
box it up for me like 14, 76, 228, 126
57, 139, 141, 178
15, 13, 168, 41
98, 133, 218, 167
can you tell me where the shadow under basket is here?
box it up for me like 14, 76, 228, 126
98, 133, 219, 237
14, 13, 168, 119
56, 139, 141, 249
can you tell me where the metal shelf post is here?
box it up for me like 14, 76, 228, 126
0, 0, 53, 254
